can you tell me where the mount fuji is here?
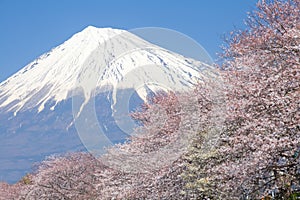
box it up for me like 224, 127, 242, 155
0, 26, 210, 183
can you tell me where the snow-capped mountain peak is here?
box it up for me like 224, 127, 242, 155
0, 26, 205, 116
0, 26, 212, 183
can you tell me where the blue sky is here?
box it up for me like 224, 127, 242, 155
0, 0, 257, 82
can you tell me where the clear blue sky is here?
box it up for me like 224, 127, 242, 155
0, 0, 257, 82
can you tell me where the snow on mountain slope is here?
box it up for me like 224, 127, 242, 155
0, 26, 207, 116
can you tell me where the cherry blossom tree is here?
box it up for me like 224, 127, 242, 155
1, 91, 197, 199
183, 0, 300, 199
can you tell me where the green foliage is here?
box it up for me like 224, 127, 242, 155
20, 174, 32, 185
289, 192, 300, 200
181, 129, 220, 199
